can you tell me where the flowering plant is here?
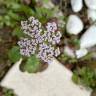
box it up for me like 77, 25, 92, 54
18, 16, 62, 64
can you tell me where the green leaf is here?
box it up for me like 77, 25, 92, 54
11, 3, 21, 10
8, 11, 21, 21
4, 15, 11, 26
72, 67, 96, 89
72, 73, 79, 84
12, 27, 25, 38
35, 7, 53, 21
22, 55, 41, 73
19, 5, 35, 16
8, 46, 21, 63
3, 87, 16, 96
43, 0, 49, 3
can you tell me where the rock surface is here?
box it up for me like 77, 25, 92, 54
43, 0, 54, 9
76, 49, 88, 58
84, 0, 96, 10
80, 25, 96, 48
71, 0, 83, 12
0, 59, 91, 96
66, 15, 84, 35
87, 9, 96, 22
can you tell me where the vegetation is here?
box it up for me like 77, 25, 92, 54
0, 0, 96, 96
72, 67, 96, 89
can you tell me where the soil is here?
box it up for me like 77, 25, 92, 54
91, 89, 96, 96
0, 27, 17, 80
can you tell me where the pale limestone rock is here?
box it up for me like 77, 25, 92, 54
71, 0, 83, 12
66, 15, 84, 35
84, 0, 96, 10
80, 25, 96, 48
0, 59, 91, 96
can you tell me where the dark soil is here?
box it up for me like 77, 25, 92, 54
0, 27, 17, 80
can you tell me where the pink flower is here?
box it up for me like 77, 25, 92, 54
18, 16, 62, 63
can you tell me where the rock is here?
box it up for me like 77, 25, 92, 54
0, 59, 91, 96
64, 46, 75, 58
76, 49, 88, 58
43, 0, 54, 9
36, 0, 54, 9
84, 0, 96, 10
71, 0, 83, 12
87, 9, 96, 23
66, 15, 84, 35
80, 25, 96, 48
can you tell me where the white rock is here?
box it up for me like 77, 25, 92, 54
71, 0, 83, 12
87, 9, 96, 22
80, 25, 96, 48
0, 59, 91, 96
76, 49, 88, 58
84, 0, 96, 10
64, 46, 75, 58
43, 1, 54, 9
66, 15, 84, 35
36, 0, 54, 9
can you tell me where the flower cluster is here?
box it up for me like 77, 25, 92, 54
45, 21, 62, 45
18, 16, 62, 63
21, 17, 42, 38
18, 38, 36, 57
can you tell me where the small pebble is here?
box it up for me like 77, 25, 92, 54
71, 0, 83, 12
66, 15, 84, 35
84, 0, 96, 10
64, 46, 75, 58
76, 49, 88, 58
